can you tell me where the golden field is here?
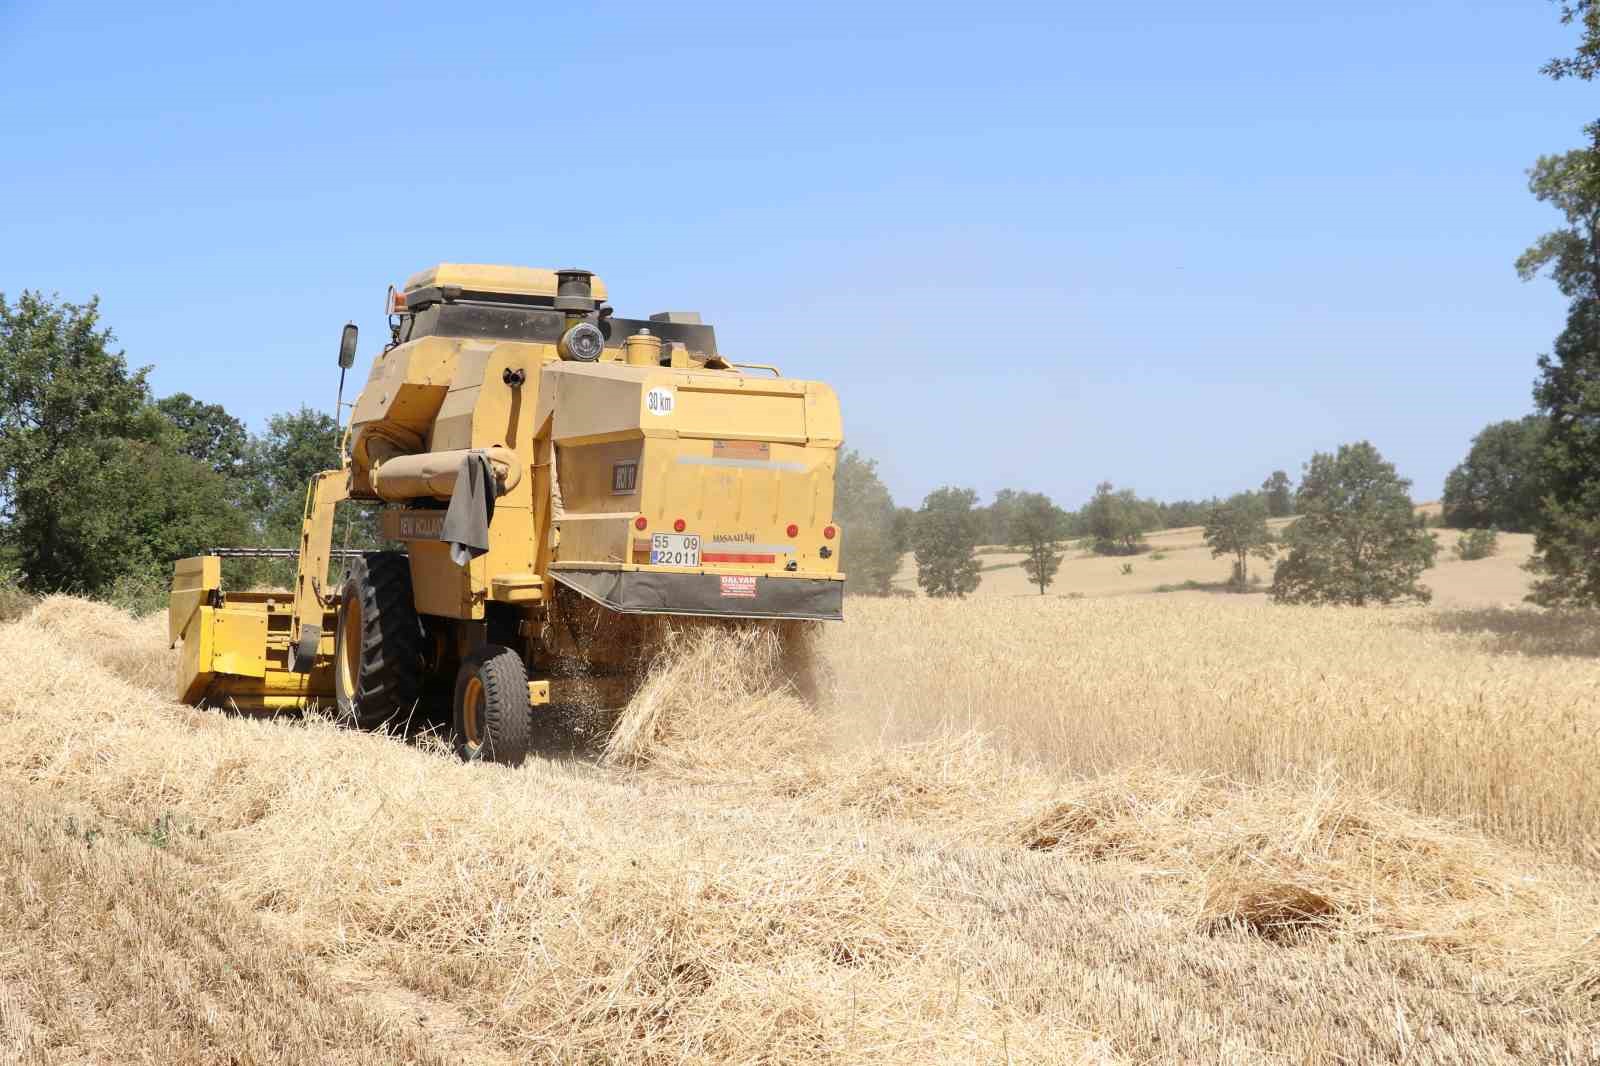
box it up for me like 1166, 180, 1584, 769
2, 588, 1600, 1064
900, 515, 1540, 609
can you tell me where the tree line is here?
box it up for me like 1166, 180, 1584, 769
834, 440, 1438, 606
0, 292, 371, 609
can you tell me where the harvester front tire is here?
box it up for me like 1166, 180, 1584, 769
453, 645, 531, 766
333, 552, 423, 731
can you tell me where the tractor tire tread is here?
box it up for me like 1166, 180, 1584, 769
337, 552, 422, 731
454, 645, 531, 766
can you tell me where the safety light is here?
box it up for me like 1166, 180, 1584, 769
635, 516, 648, 531
823, 525, 837, 540
786, 523, 799, 538
673, 518, 687, 532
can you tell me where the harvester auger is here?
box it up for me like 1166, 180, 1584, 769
169, 265, 845, 764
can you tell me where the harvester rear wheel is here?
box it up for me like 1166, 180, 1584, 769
452, 645, 531, 766
333, 552, 423, 731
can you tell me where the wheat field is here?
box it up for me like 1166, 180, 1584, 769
2, 592, 1600, 1063
908, 518, 1541, 609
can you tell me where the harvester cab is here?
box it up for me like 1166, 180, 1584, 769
169, 264, 845, 764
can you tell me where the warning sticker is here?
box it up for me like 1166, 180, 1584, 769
645, 386, 675, 416
719, 575, 758, 599
712, 439, 771, 460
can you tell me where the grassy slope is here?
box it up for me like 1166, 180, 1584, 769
899, 513, 1539, 607
2, 596, 1599, 1063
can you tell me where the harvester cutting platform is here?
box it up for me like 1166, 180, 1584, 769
169, 265, 844, 763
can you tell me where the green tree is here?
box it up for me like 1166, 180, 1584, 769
246, 406, 376, 550
890, 506, 916, 556
1261, 470, 1294, 517
913, 486, 981, 598
1204, 492, 1276, 586
1521, 7, 1600, 605
0, 293, 248, 595
980, 488, 1025, 546
832, 449, 901, 596
0, 292, 164, 591
1440, 416, 1548, 533
65, 442, 250, 594
1083, 482, 1155, 555
1541, 2, 1600, 84
1009, 492, 1067, 595
1271, 442, 1438, 606
1455, 527, 1500, 561
156, 392, 250, 477
1155, 498, 1212, 529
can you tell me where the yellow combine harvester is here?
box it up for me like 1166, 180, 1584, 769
169, 264, 844, 764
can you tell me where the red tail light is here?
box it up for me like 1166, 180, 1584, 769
634, 516, 648, 531
673, 518, 687, 532
786, 523, 799, 538
823, 525, 837, 540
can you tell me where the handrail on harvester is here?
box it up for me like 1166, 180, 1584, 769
201, 547, 368, 560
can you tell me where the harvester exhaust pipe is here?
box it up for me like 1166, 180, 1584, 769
553, 268, 596, 311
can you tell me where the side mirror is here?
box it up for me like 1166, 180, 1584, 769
337, 322, 359, 369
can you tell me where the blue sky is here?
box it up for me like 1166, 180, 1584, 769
1, 1, 1591, 508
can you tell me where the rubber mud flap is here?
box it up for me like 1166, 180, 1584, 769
551, 569, 843, 621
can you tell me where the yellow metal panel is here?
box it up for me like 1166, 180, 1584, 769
432, 385, 481, 451
489, 573, 544, 603
556, 439, 644, 514
204, 666, 333, 713
402, 263, 608, 303
554, 513, 634, 564
409, 540, 478, 619
386, 381, 450, 430
210, 607, 268, 679
804, 383, 843, 445
176, 606, 214, 703
169, 555, 220, 645
673, 386, 807, 443
290, 470, 350, 647
538, 362, 650, 444
350, 337, 459, 428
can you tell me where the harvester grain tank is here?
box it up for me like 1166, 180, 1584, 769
169, 264, 845, 763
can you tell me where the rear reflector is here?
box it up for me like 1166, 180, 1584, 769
635, 516, 648, 531
703, 552, 778, 564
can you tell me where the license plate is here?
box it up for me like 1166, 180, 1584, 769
650, 533, 701, 567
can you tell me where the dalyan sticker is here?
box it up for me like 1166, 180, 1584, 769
719, 575, 758, 599
645, 387, 675, 416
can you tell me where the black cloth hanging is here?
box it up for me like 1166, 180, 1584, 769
441, 452, 497, 566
